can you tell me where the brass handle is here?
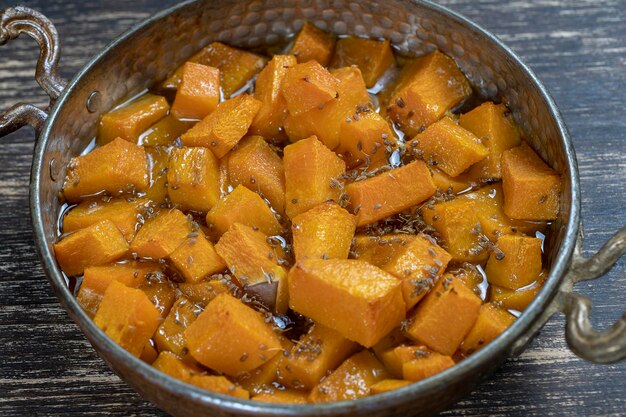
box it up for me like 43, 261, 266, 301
0, 6, 67, 137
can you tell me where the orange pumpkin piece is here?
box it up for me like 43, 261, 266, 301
98, 94, 169, 145
292, 202, 356, 261
380, 345, 434, 378
336, 110, 395, 169
153, 351, 203, 380
281, 60, 339, 116
284, 136, 346, 219
77, 261, 161, 317
351, 234, 417, 268
54, 219, 128, 276
154, 297, 200, 360
407, 116, 488, 177
309, 350, 389, 403
188, 375, 250, 399
460, 303, 516, 354
167, 146, 221, 212
63, 137, 149, 203
404, 275, 482, 355
144, 146, 170, 205
178, 279, 236, 308
284, 66, 370, 150
169, 234, 226, 283
180, 93, 262, 158
402, 352, 455, 382
371, 327, 409, 359
162, 41, 266, 98
370, 379, 412, 395
288, 258, 405, 347
93, 280, 161, 357
140, 114, 194, 147
502, 143, 561, 221
331, 37, 395, 87
485, 234, 543, 290
185, 293, 281, 376
277, 323, 357, 389
171, 62, 220, 120
383, 234, 452, 310
140, 342, 158, 364
290, 22, 335, 66
214, 223, 287, 313
206, 185, 282, 238
459, 102, 521, 180
345, 160, 436, 227
253, 390, 309, 404
228, 135, 286, 214
430, 168, 476, 195
489, 275, 544, 311
388, 51, 471, 136
249, 55, 298, 141
130, 209, 193, 259
454, 264, 486, 295
138, 273, 177, 318
237, 337, 294, 394
63, 198, 144, 242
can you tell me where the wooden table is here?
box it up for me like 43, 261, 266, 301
1, 0, 624, 415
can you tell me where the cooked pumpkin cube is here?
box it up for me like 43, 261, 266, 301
162, 41, 266, 98
383, 234, 452, 310
140, 342, 158, 364
277, 323, 357, 389
253, 390, 309, 404
407, 116, 488, 177
460, 303, 516, 354
430, 168, 476, 195
345, 160, 436, 227
77, 261, 161, 317
167, 147, 221, 212
228, 135, 286, 214
93, 280, 161, 357
288, 259, 405, 347
284, 135, 346, 219
331, 37, 394, 87
485, 234, 543, 289
388, 51, 471, 136
140, 114, 194, 147
238, 337, 294, 394
153, 351, 203, 380
130, 209, 193, 259
98, 94, 169, 145
380, 345, 434, 378
371, 327, 409, 359
454, 264, 486, 295
502, 143, 561, 220
63, 198, 144, 242
284, 66, 370, 150
171, 62, 220, 120
402, 352, 455, 382
178, 279, 236, 308
336, 110, 395, 168
290, 22, 335, 66
206, 185, 282, 238
309, 350, 388, 402
250, 55, 298, 141
63, 137, 148, 203
188, 375, 250, 399
169, 234, 226, 283
180, 93, 262, 158
459, 102, 521, 180
144, 146, 170, 205
292, 202, 356, 261
138, 273, 177, 318
54, 219, 128, 276
281, 60, 339, 116
489, 275, 544, 311
370, 379, 412, 395
351, 234, 417, 268
185, 293, 281, 376
404, 275, 482, 355
154, 297, 200, 360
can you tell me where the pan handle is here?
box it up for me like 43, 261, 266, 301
0, 6, 67, 137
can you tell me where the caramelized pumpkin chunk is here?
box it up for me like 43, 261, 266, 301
284, 135, 346, 219
153, 351, 203, 380
253, 390, 309, 404
345, 160, 436, 227
98, 94, 169, 145
282, 60, 339, 116
336, 110, 395, 169
332, 37, 395, 87
370, 379, 412, 395
485, 234, 543, 289
351, 234, 417, 268
154, 297, 200, 360
130, 209, 193, 259
309, 350, 388, 402
178, 279, 236, 308
388, 51, 471, 136
292, 202, 356, 261
407, 116, 488, 177
206, 185, 282, 238
380, 345, 434, 378
238, 337, 294, 394
63, 137, 149, 203
167, 147, 221, 212
188, 375, 250, 399
63, 198, 144, 242
140, 115, 194, 147
290, 22, 335, 66
404, 275, 482, 355
171, 62, 220, 120
138, 274, 177, 319
93, 280, 160, 357
489, 275, 544, 311
460, 303, 515, 354
169, 234, 226, 283
502, 143, 561, 220
181, 93, 262, 158
402, 352, 455, 382
185, 293, 281, 376
288, 259, 405, 347
54, 219, 129, 276
144, 146, 170, 205
459, 102, 521, 180
430, 168, 476, 195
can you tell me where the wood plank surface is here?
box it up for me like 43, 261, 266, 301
0, 0, 624, 416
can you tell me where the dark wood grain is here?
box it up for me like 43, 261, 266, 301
0, 0, 624, 416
